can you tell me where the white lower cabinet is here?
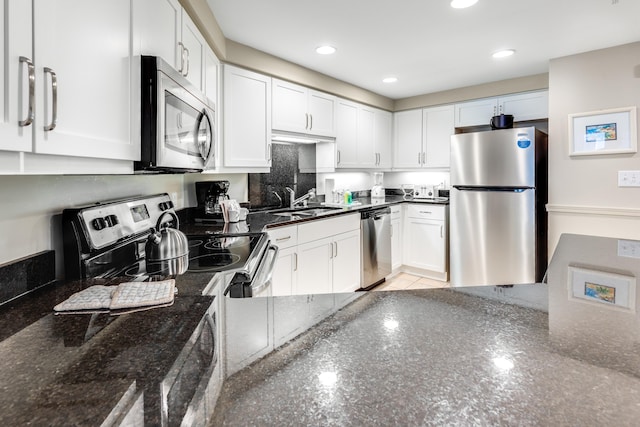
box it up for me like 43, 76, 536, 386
390, 205, 402, 270
403, 204, 448, 279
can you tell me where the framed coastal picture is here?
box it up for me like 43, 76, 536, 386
568, 106, 637, 156
568, 266, 636, 311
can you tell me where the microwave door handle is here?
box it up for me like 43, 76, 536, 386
197, 109, 216, 168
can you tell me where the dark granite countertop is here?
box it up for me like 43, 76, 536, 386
0, 271, 216, 426
5, 232, 639, 426
182, 195, 449, 234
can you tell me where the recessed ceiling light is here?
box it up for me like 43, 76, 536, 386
382, 77, 398, 83
492, 49, 516, 58
451, 0, 478, 9
315, 45, 336, 55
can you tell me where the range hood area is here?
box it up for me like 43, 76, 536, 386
271, 131, 336, 144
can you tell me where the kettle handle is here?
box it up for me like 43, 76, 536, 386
155, 210, 180, 231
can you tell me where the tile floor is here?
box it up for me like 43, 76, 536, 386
372, 272, 450, 291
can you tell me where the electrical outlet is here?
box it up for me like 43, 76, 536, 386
618, 170, 640, 187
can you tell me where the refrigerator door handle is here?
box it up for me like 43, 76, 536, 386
453, 186, 532, 192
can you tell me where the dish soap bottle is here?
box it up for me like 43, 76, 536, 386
343, 189, 352, 205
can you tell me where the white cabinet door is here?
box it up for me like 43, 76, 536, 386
133, 0, 181, 68
454, 97, 498, 127
223, 65, 271, 168
271, 246, 297, 296
307, 90, 335, 137
332, 230, 361, 293
393, 109, 423, 168
499, 91, 548, 122
423, 105, 454, 168
403, 218, 446, 272
391, 217, 402, 270
374, 109, 393, 169
180, 10, 207, 92
272, 79, 308, 133
203, 45, 220, 105
335, 99, 359, 168
224, 294, 273, 376
357, 106, 376, 167
0, 0, 33, 153
33, 0, 137, 161
297, 236, 333, 295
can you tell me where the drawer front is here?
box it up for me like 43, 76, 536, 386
406, 204, 446, 220
267, 225, 298, 249
298, 213, 360, 244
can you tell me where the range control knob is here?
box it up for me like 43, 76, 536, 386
92, 217, 107, 231
159, 201, 174, 211
105, 215, 119, 227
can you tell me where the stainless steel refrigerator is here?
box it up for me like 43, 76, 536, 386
450, 127, 548, 287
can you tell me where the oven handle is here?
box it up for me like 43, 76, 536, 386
250, 243, 279, 295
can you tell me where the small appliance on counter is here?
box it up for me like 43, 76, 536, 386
371, 172, 385, 200
195, 180, 230, 223
413, 185, 436, 199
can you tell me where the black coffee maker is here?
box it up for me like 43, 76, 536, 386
195, 181, 230, 222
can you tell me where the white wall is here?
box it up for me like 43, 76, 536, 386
547, 41, 640, 253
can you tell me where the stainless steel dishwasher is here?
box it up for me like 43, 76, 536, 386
360, 206, 392, 289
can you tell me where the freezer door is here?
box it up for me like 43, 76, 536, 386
450, 187, 535, 286
450, 128, 536, 187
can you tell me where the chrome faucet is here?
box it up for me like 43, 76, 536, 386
285, 187, 316, 209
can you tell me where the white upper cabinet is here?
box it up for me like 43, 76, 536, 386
0, 0, 33, 153
336, 98, 392, 169
454, 90, 549, 127
223, 65, 272, 168
423, 105, 454, 168
33, 0, 136, 161
393, 109, 423, 168
374, 109, 393, 169
272, 79, 335, 137
335, 99, 359, 168
134, 0, 212, 95
394, 105, 454, 169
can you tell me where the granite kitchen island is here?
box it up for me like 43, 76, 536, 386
212, 233, 640, 426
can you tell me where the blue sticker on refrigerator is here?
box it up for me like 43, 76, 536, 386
517, 133, 531, 149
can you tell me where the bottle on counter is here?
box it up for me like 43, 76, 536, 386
344, 189, 352, 205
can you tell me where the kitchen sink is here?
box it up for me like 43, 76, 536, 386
269, 206, 341, 218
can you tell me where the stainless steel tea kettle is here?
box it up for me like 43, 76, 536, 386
145, 211, 189, 275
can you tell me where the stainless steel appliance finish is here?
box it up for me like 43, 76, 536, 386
136, 56, 216, 173
146, 211, 189, 275
450, 127, 548, 287
360, 206, 392, 289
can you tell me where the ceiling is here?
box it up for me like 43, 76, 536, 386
206, 0, 640, 100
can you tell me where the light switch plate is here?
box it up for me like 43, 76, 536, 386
618, 239, 640, 258
618, 170, 640, 187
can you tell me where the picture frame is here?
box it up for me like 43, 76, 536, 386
568, 106, 637, 156
568, 265, 636, 312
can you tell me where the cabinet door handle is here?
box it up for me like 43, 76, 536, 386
44, 67, 57, 131
420, 211, 432, 214
337, 150, 341, 165
329, 243, 333, 259
309, 114, 313, 130
417, 152, 421, 165
276, 236, 291, 242
183, 46, 190, 77
440, 225, 443, 238
333, 241, 338, 258
294, 252, 298, 271
178, 42, 185, 73
19, 56, 35, 127
267, 143, 272, 161
305, 113, 309, 129
422, 152, 426, 164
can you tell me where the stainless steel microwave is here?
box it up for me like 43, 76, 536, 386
136, 56, 216, 173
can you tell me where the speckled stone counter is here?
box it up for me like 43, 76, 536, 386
212, 233, 640, 426
0, 271, 216, 426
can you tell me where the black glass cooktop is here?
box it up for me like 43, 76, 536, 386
187, 233, 264, 273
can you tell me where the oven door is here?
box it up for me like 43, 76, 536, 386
162, 304, 218, 427
157, 71, 216, 171
224, 243, 279, 298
